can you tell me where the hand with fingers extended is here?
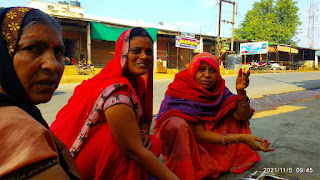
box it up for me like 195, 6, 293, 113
242, 134, 274, 152
141, 131, 152, 150
236, 68, 250, 91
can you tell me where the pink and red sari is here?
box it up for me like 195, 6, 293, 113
50, 28, 159, 180
153, 52, 260, 180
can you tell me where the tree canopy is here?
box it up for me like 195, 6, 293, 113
235, 0, 301, 46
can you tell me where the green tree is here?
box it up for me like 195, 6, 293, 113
235, 0, 301, 46
274, 0, 301, 45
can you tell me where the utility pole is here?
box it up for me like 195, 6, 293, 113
216, 0, 222, 59
216, 0, 237, 58
231, 1, 236, 53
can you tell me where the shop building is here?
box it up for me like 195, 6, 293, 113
26, 0, 318, 71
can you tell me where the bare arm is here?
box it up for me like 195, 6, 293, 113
105, 104, 178, 180
189, 122, 274, 152
231, 90, 251, 121
189, 122, 239, 144
232, 69, 251, 121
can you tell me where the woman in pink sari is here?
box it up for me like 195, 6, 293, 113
153, 52, 273, 180
51, 28, 178, 180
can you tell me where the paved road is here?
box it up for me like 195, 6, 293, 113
37, 71, 320, 179
38, 71, 320, 125
154, 71, 320, 115
216, 98, 320, 180
37, 83, 78, 125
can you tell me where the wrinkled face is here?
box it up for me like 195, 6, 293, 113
194, 61, 218, 91
127, 36, 153, 77
13, 23, 65, 104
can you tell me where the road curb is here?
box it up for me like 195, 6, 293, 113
59, 69, 319, 84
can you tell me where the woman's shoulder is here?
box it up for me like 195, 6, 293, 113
0, 105, 58, 177
109, 85, 131, 97
0, 105, 48, 131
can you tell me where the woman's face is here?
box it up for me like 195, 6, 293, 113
13, 23, 65, 104
194, 61, 218, 91
127, 36, 153, 77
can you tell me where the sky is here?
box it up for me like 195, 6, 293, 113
1, 0, 315, 48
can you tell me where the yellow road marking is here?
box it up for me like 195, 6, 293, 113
252, 105, 307, 119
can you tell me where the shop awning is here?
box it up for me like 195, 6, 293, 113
90, 22, 157, 42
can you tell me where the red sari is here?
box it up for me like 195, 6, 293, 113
50, 29, 159, 180
153, 52, 260, 180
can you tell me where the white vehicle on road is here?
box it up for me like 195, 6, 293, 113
270, 62, 281, 70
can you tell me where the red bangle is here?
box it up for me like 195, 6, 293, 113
237, 98, 250, 107
237, 90, 246, 101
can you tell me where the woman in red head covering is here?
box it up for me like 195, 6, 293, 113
154, 52, 273, 179
50, 27, 178, 180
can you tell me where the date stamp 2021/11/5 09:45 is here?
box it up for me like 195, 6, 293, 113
263, 167, 313, 174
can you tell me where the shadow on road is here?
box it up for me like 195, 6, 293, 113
53, 91, 66, 96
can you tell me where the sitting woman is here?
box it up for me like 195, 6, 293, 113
50, 28, 178, 180
153, 52, 273, 180
0, 7, 80, 179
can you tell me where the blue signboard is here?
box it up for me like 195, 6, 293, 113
240, 41, 268, 55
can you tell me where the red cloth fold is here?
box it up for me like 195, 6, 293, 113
167, 69, 227, 104
167, 53, 224, 104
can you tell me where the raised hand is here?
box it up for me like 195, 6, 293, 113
236, 68, 250, 91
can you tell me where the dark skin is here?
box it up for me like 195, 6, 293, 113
123, 36, 154, 150
190, 62, 273, 152
232, 68, 251, 121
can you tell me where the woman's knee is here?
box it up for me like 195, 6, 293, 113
160, 116, 194, 158
162, 116, 190, 134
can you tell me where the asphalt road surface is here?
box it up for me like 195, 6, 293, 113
37, 71, 320, 180
216, 98, 320, 180
153, 71, 320, 115
38, 71, 320, 125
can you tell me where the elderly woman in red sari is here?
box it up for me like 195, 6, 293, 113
153, 52, 273, 180
50, 27, 178, 180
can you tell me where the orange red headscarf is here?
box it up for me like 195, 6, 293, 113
167, 52, 226, 103
156, 52, 238, 129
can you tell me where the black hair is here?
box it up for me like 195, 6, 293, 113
129, 27, 153, 43
21, 9, 62, 33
